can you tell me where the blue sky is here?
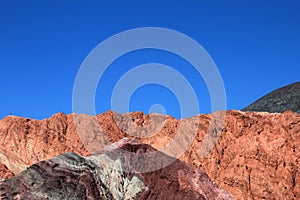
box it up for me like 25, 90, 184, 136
0, 1, 299, 119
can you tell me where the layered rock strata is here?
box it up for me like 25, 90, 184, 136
0, 139, 232, 200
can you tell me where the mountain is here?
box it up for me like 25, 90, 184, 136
0, 139, 233, 199
242, 81, 300, 114
0, 110, 299, 199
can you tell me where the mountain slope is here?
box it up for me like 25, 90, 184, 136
242, 81, 300, 113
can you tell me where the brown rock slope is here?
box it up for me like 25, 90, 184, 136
0, 139, 233, 199
0, 110, 299, 199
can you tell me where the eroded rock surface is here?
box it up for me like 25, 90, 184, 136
0, 113, 90, 174
0, 110, 299, 199
188, 110, 300, 199
0, 139, 232, 200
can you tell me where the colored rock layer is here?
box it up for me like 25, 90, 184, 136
0, 110, 299, 199
0, 139, 233, 200
242, 81, 300, 114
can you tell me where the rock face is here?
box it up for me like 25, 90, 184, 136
0, 113, 90, 175
0, 110, 299, 199
0, 139, 232, 200
188, 110, 300, 199
242, 81, 300, 114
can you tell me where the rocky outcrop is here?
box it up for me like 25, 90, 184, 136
0, 110, 299, 199
242, 81, 300, 114
0, 163, 13, 180
187, 110, 300, 199
0, 139, 232, 200
0, 113, 90, 174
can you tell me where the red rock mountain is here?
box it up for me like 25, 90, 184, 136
0, 110, 299, 199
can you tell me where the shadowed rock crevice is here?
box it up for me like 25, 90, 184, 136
0, 163, 13, 180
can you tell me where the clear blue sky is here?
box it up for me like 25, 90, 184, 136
0, 1, 299, 119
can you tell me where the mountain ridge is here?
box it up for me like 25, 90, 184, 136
0, 110, 299, 199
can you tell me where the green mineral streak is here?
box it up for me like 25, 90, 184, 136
88, 155, 147, 200
124, 176, 145, 200
4, 152, 147, 199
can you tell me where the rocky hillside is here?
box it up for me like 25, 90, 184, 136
242, 81, 300, 114
0, 139, 232, 200
0, 110, 299, 199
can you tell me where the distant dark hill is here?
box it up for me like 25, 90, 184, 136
242, 81, 300, 114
